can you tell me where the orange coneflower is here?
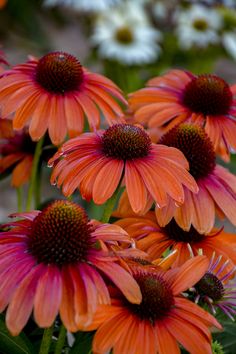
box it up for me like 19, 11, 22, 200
156, 123, 236, 233
80, 256, 221, 354
116, 214, 236, 267
48, 124, 198, 214
0, 51, 126, 145
0, 200, 142, 335
129, 69, 236, 159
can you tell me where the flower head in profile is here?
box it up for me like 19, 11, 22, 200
156, 123, 236, 233
175, 4, 222, 49
0, 119, 56, 187
0, 200, 142, 335
191, 252, 236, 321
129, 69, 236, 159
91, 1, 161, 65
44, 0, 121, 13
49, 123, 198, 214
116, 214, 236, 267
0, 51, 126, 145
80, 256, 221, 354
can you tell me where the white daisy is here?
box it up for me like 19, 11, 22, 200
176, 4, 222, 50
44, 0, 121, 12
221, 9, 236, 60
91, 1, 162, 65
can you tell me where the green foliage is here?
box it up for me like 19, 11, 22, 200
0, 314, 35, 354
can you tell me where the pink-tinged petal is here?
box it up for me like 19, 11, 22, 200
171, 256, 209, 295
6, 264, 45, 336
214, 165, 236, 193
0, 257, 35, 312
164, 313, 212, 354
156, 321, 180, 354
60, 267, 77, 332
84, 265, 110, 305
191, 182, 215, 234
125, 161, 148, 214
92, 224, 130, 244
29, 94, 50, 141
204, 175, 236, 225
93, 159, 123, 204
75, 92, 100, 131
9, 210, 40, 220
48, 95, 67, 145
65, 95, 84, 137
94, 260, 142, 304
155, 198, 176, 227
79, 263, 98, 317
93, 310, 132, 354
34, 265, 62, 327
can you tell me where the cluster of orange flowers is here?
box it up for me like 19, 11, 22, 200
0, 51, 236, 354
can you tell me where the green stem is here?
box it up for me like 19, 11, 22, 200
16, 187, 23, 212
54, 324, 67, 354
100, 186, 120, 223
39, 325, 54, 354
34, 162, 42, 209
26, 137, 44, 211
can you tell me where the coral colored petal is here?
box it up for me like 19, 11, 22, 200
6, 264, 45, 336
64, 95, 84, 137
29, 94, 50, 141
12, 155, 33, 187
48, 95, 67, 145
191, 183, 215, 234
13, 90, 42, 130
1, 85, 37, 118
93, 310, 132, 354
59, 267, 77, 332
156, 321, 180, 354
174, 188, 194, 231
94, 260, 142, 304
34, 265, 62, 327
68, 265, 89, 326
93, 159, 123, 204
125, 161, 148, 214
155, 198, 176, 227
75, 92, 100, 131
0, 153, 25, 171
79, 157, 108, 202
171, 256, 209, 295
174, 297, 222, 330
164, 313, 212, 354
136, 160, 168, 208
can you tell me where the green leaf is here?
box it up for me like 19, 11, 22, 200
70, 331, 94, 354
0, 315, 35, 354
213, 320, 236, 354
